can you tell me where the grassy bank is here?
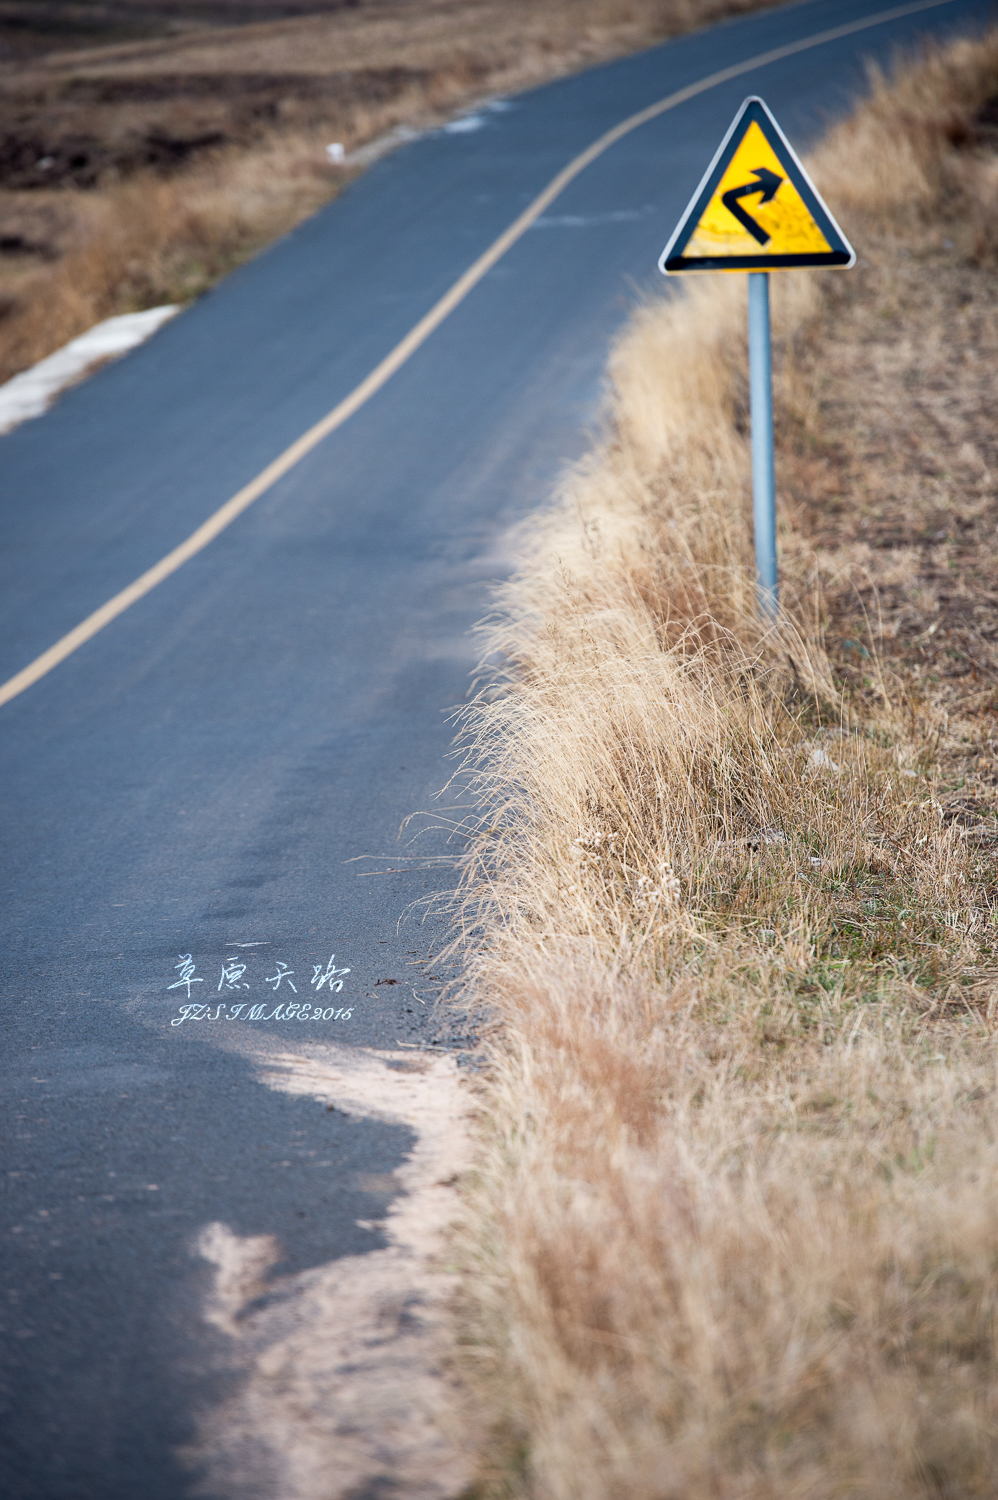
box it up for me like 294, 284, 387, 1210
0, 0, 781, 383
456, 30, 998, 1498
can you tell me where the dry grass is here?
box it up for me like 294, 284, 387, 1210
0, 133, 340, 375
0, 0, 780, 382
453, 31, 998, 1499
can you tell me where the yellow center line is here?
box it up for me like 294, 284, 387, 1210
0, 0, 953, 710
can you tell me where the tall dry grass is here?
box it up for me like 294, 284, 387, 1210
456, 32, 998, 1499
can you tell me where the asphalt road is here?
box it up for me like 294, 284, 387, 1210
1, 0, 994, 1493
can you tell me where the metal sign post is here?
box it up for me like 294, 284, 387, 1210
748, 271, 777, 616
658, 96, 855, 618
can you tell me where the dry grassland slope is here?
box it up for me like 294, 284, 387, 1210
0, 0, 778, 382
455, 30, 998, 1500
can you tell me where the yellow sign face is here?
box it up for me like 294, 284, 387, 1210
660, 97, 854, 274
682, 121, 832, 260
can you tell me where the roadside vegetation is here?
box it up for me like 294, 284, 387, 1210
455, 29, 998, 1498
0, 0, 780, 383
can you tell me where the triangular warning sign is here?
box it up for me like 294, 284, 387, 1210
660, 97, 854, 273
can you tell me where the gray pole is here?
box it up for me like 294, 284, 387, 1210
748, 271, 777, 616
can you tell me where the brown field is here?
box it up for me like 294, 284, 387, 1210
0, 0, 780, 382
453, 30, 998, 1499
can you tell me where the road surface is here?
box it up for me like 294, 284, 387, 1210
1, 0, 993, 1493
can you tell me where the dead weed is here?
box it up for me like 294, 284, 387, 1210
455, 29, 998, 1500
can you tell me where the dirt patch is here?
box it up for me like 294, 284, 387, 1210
0, 0, 364, 64
777, 84, 998, 833
0, 66, 435, 188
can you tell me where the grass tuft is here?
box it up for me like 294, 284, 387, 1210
453, 29, 998, 1498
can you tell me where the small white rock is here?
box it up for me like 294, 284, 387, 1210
808, 747, 840, 774
325, 142, 346, 164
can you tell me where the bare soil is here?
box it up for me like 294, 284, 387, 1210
781, 86, 998, 852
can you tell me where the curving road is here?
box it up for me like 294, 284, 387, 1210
1, 0, 993, 1493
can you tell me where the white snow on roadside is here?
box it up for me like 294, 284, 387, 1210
343, 122, 423, 167
182, 1041, 477, 1500
336, 95, 514, 167
0, 304, 180, 436
444, 113, 486, 134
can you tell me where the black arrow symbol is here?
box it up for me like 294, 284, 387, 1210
721, 167, 784, 245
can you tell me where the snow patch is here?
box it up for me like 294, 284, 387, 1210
444, 114, 486, 134
0, 305, 180, 436
183, 1041, 476, 1500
